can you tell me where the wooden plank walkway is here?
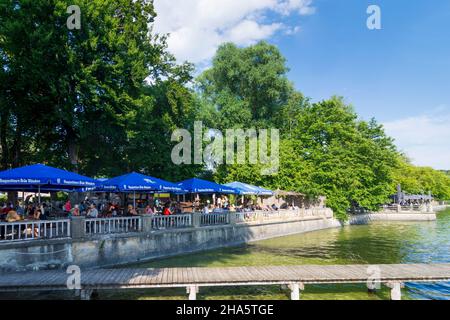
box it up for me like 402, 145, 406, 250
0, 264, 449, 299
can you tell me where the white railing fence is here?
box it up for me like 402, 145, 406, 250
380, 204, 431, 213
201, 213, 230, 226
0, 208, 335, 242
151, 215, 192, 230
85, 216, 142, 235
0, 219, 70, 242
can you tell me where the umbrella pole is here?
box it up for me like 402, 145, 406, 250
133, 191, 136, 209
38, 185, 41, 205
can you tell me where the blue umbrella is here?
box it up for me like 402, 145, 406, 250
99, 172, 186, 208
224, 182, 260, 195
100, 172, 185, 193
253, 186, 274, 196
0, 163, 98, 202
225, 182, 274, 196
177, 178, 238, 194
0, 164, 97, 190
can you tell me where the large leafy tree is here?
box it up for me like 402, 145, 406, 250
196, 41, 294, 127
214, 96, 399, 220
0, 0, 195, 180
0, 0, 69, 168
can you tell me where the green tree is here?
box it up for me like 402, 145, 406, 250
0, 0, 195, 180
393, 156, 450, 200
196, 41, 293, 127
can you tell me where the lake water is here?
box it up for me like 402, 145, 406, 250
114, 208, 449, 300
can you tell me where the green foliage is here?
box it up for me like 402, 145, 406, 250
0, 0, 198, 181
213, 96, 398, 220
393, 156, 450, 200
196, 41, 293, 127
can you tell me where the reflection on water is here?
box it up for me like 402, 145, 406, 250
139, 209, 450, 300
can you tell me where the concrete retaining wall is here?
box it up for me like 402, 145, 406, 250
347, 212, 437, 224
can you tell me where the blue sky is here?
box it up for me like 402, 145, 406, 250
154, 0, 450, 169
274, 0, 450, 122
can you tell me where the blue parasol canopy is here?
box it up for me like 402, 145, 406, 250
224, 181, 274, 196
99, 172, 186, 194
0, 164, 97, 191
177, 178, 238, 194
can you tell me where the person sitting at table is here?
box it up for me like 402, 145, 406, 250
70, 205, 80, 217
27, 207, 36, 219
25, 204, 34, 216
2, 203, 13, 214
79, 201, 86, 215
15, 201, 25, 216
30, 209, 42, 220
104, 203, 113, 217
162, 203, 172, 216
87, 204, 99, 218
144, 205, 154, 215
6, 210, 22, 222
202, 204, 210, 214
126, 204, 138, 216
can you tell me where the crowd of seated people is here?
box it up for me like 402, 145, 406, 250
0, 202, 51, 239
0, 196, 301, 223
0, 201, 48, 222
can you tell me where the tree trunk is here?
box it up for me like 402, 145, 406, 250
0, 110, 10, 170
68, 133, 80, 204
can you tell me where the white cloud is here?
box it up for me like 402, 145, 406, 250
153, 0, 315, 64
383, 107, 450, 170
226, 20, 283, 46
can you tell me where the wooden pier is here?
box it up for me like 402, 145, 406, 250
0, 263, 449, 300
